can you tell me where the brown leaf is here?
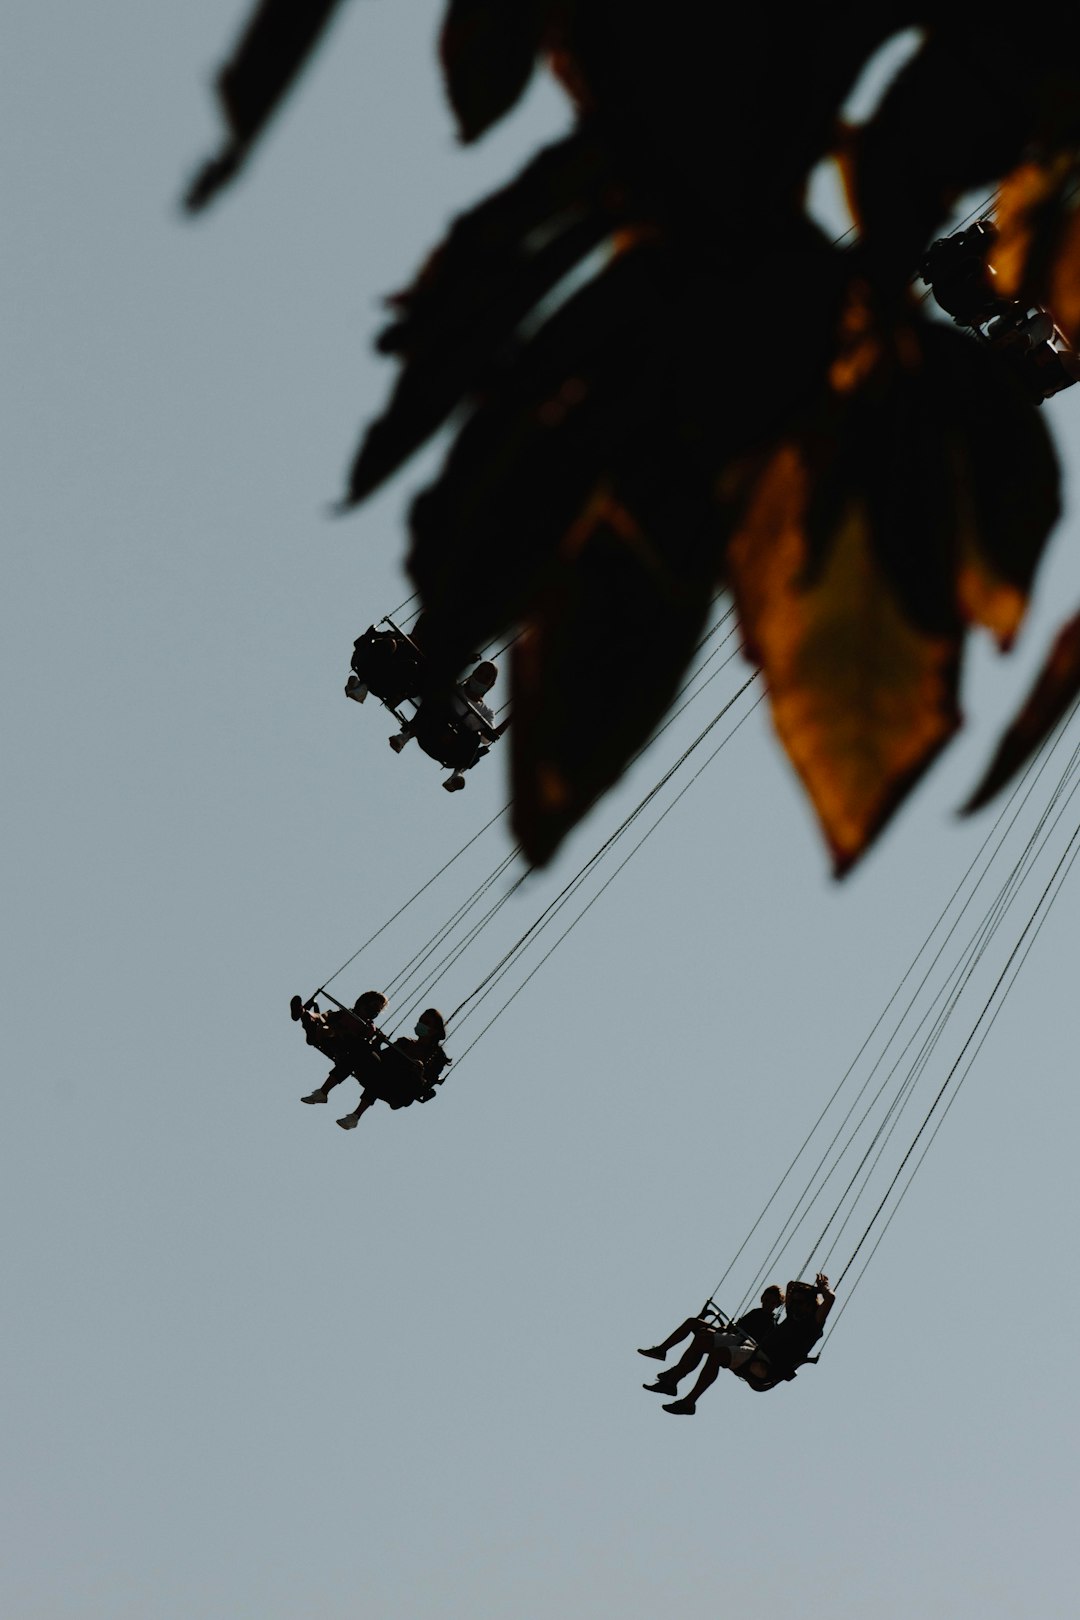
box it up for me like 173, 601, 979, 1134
439, 0, 549, 143
185, 0, 347, 211
990, 155, 1080, 347
811, 318, 1057, 650
729, 444, 962, 874
963, 611, 1080, 813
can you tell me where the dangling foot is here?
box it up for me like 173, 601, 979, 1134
662, 1398, 697, 1415
301, 1091, 327, 1104
443, 773, 466, 792
290, 995, 303, 1022
637, 1346, 667, 1360
388, 734, 408, 754
344, 676, 368, 703
643, 1378, 680, 1396
337, 1114, 359, 1130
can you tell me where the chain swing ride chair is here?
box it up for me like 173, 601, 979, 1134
291, 991, 446, 1115
921, 217, 1080, 402
345, 614, 508, 791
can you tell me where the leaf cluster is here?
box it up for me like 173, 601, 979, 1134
187, 1, 1080, 869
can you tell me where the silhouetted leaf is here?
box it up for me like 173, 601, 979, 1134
185, 0, 347, 211
401, 246, 677, 680
849, 25, 1037, 296
562, 4, 910, 234
932, 327, 1059, 646
510, 443, 723, 863
344, 132, 613, 504
402, 224, 843, 685
439, 0, 550, 143
963, 611, 1080, 813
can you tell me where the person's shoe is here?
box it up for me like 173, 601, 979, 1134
443, 773, 466, 792
290, 995, 303, 1021
643, 1379, 680, 1396
388, 734, 408, 753
344, 676, 368, 703
337, 1115, 359, 1130
662, 1398, 696, 1415
637, 1346, 666, 1360
301, 1091, 326, 1104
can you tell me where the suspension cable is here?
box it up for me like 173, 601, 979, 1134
705, 713, 1064, 1311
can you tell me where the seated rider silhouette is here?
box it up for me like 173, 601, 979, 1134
388, 661, 510, 791
292, 990, 388, 1102
336, 1007, 451, 1130
637, 1276, 834, 1414
922, 219, 1080, 403
292, 993, 451, 1130
921, 220, 1008, 328
345, 614, 431, 712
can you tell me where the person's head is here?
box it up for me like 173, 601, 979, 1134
415, 1007, 446, 1042
354, 990, 388, 1019
784, 1283, 815, 1320
465, 661, 498, 695
761, 1285, 784, 1311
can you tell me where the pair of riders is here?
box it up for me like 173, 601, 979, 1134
290, 990, 450, 1130
346, 617, 509, 791
921, 219, 1080, 402
638, 1275, 835, 1413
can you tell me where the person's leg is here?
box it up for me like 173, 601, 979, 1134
662, 1349, 729, 1415
337, 1090, 377, 1129
443, 739, 477, 788
643, 1333, 710, 1394
638, 1318, 705, 1359
301, 1063, 350, 1104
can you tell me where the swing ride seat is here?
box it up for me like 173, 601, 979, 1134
349, 620, 428, 713
411, 703, 492, 772
691, 1297, 817, 1393
300, 991, 436, 1109
360, 1041, 430, 1110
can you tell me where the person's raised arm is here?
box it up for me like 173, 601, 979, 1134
814, 1273, 836, 1327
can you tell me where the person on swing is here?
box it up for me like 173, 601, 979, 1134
637, 1286, 784, 1402
637, 1276, 834, 1413
335, 1007, 451, 1130
291, 989, 388, 1104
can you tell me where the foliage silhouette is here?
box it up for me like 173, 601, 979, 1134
187, 1, 1080, 869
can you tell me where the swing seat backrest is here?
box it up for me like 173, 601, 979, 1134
363, 1042, 427, 1109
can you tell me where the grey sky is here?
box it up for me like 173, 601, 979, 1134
4, 6, 1078, 1617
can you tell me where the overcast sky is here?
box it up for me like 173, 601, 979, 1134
4, 6, 1078, 1618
